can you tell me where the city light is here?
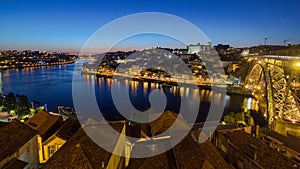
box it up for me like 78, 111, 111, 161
1, 1, 300, 168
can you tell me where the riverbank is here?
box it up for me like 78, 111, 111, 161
0, 60, 76, 70
83, 71, 252, 97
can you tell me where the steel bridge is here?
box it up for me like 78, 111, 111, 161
245, 55, 300, 126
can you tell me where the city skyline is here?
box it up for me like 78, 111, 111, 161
0, 0, 300, 53
1, 1, 300, 166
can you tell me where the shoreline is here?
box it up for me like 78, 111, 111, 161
0, 60, 76, 70
82, 71, 252, 97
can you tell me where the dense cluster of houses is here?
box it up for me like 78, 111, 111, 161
0, 110, 299, 169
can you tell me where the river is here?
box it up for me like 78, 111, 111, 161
0, 60, 252, 122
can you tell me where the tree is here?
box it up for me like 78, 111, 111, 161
16, 95, 30, 117
4, 92, 16, 113
235, 112, 245, 125
0, 92, 31, 118
223, 112, 236, 124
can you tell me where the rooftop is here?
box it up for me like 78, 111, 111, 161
56, 118, 81, 140
42, 128, 111, 169
173, 134, 209, 169
25, 111, 63, 140
128, 149, 173, 169
150, 111, 189, 136
0, 120, 37, 162
128, 133, 232, 169
43, 120, 125, 169
0, 121, 8, 128
224, 130, 299, 169
3, 158, 28, 169
197, 140, 234, 169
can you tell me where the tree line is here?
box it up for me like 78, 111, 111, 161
0, 92, 30, 117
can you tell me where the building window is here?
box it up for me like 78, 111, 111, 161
48, 146, 55, 157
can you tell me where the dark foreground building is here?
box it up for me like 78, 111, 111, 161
214, 129, 299, 169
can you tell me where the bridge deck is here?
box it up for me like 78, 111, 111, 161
261, 55, 300, 61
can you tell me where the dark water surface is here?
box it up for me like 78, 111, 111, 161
1, 60, 249, 122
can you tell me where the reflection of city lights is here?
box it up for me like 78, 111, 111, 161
179, 87, 184, 96
150, 83, 155, 89
185, 88, 189, 97
247, 97, 252, 110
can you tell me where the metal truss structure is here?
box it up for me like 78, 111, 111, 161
245, 57, 300, 125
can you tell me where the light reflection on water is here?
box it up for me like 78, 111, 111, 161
0, 60, 252, 122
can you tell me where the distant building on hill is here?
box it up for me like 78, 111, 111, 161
188, 42, 213, 54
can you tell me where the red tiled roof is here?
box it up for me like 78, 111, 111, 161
43, 121, 125, 169
150, 111, 189, 136
225, 130, 298, 169
0, 120, 37, 162
128, 133, 232, 169
56, 118, 81, 140
128, 150, 171, 169
25, 111, 62, 139
173, 134, 210, 169
3, 158, 28, 169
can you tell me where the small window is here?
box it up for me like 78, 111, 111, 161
29, 122, 37, 127
48, 146, 55, 157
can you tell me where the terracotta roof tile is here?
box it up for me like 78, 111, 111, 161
0, 121, 8, 128
3, 158, 28, 169
25, 111, 63, 140
56, 118, 81, 140
173, 134, 207, 169
128, 133, 231, 169
225, 130, 298, 169
198, 140, 234, 169
43, 121, 125, 169
127, 140, 175, 169
150, 111, 189, 136
0, 120, 37, 162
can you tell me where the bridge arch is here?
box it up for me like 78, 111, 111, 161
245, 61, 300, 125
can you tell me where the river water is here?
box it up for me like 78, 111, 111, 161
0, 60, 250, 122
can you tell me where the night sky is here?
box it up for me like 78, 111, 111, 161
0, 0, 299, 52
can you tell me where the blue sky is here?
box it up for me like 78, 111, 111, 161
0, 0, 299, 53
